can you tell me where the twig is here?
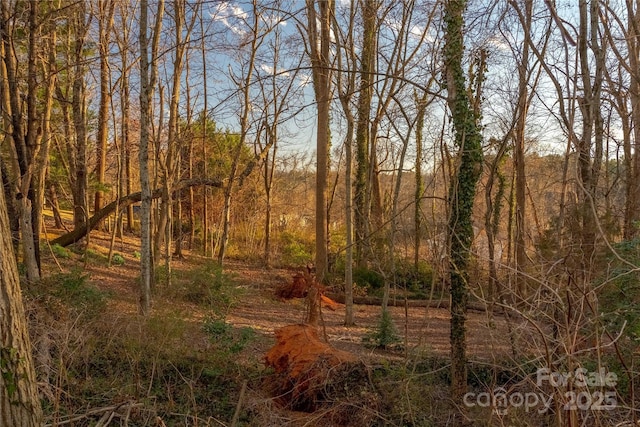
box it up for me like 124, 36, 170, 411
231, 380, 248, 427
44, 402, 143, 426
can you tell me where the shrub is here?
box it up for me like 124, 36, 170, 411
111, 253, 125, 265
157, 261, 240, 318
51, 243, 71, 259
394, 259, 433, 295
353, 267, 384, 290
279, 231, 313, 266
363, 309, 401, 349
35, 270, 108, 316
599, 239, 640, 344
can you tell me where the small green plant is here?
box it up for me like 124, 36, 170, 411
51, 243, 71, 259
111, 253, 125, 265
363, 309, 401, 349
599, 239, 640, 343
82, 248, 108, 264
0, 347, 19, 399
133, 251, 141, 259
393, 259, 434, 298
48, 270, 108, 315
203, 317, 255, 354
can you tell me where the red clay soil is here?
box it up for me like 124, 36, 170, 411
265, 324, 357, 410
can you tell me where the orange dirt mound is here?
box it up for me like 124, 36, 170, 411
264, 324, 357, 411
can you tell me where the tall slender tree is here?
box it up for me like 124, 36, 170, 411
138, 0, 165, 315
333, 0, 357, 325
354, 0, 376, 268
443, 0, 484, 413
94, 0, 116, 215
306, 0, 333, 284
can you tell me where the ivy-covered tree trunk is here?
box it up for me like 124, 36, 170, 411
443, 0, 484, 412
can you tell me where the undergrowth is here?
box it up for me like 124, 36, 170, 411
25, 253, 636, 425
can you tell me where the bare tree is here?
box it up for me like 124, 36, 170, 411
138, 0, 165, 315
333, 0, 357, 325
154, 0, 197, 282
305, 0, 333, 284
94, 0, 116, 215
217, 0, 262, 265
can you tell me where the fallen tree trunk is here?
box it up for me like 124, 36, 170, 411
50, 178, 225, 247
325, 292, 488, 312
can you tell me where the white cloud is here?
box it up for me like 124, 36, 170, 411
210, 2, 248, 37
260, 63, 290, 77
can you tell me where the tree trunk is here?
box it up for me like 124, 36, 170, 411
138, 0, 165, 315
414, 92, 428, 271
264, 149, 273, 268
33, 11, 58, 272
354, 0, 376, 268
344, 120, 355, 326
0, 0, 42, 281
199, 2, 210, 255
624, 3, 640, 239
576, 0, 603, 264
119, 23, 134, 233
71, 0, 89, 232
443, 0, 484, 415
95, 0, 115, 216
333, 2, 357, 325
0, 150, 42, 427
306, 0, 333, 283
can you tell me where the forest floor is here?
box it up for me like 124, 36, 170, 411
36, 219, 544, 426
42, 227, 534, 365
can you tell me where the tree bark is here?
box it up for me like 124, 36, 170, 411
0, 144, 42, 427
306, 0, 333, 283
71, 0, 89, 232
332, 2, 357, 325
354, 0, 376, 268
138, 0, 165, 315
443, 0, 484, 414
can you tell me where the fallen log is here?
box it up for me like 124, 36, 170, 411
50, 178, 225, 247
325, 292, 489, 312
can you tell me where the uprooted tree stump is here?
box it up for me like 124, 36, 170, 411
264, 324, 381, 421
275, 269, 340, 325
